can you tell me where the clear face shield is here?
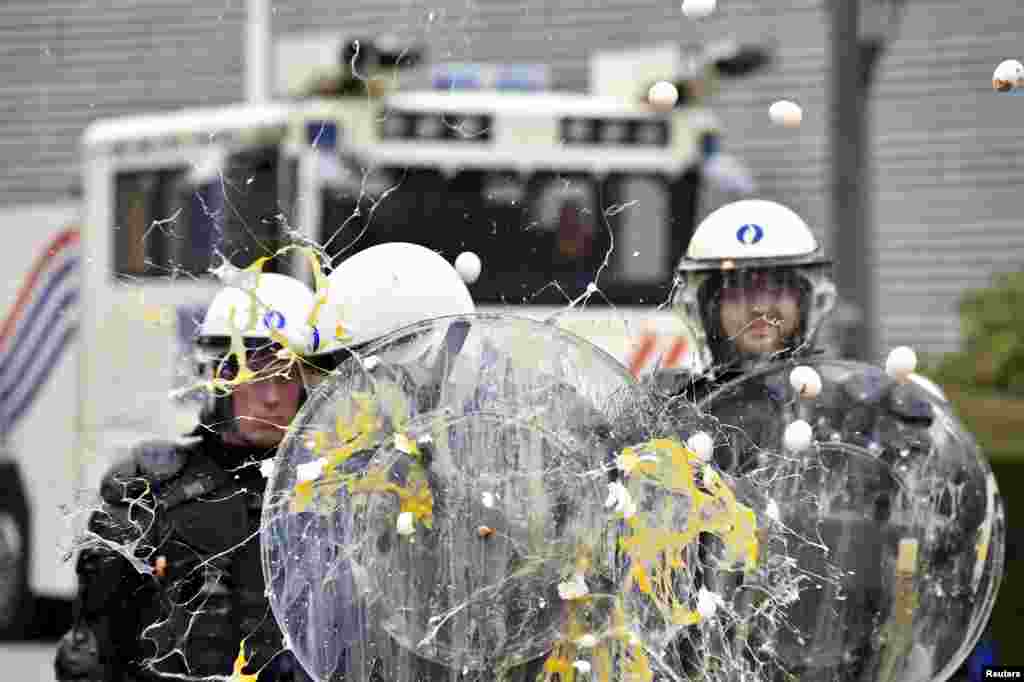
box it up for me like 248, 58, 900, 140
196, 341, 301, 387
692, 358, 1005, 681
261, 314, 666, 682
193, 340, 306, 436
704, 268, 810, 369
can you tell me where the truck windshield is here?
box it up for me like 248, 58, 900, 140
317, 164, 699, 304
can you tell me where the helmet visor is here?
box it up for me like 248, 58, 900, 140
197, 342, 300, 384
716, 268, 803, 306
701, 268, 810, 366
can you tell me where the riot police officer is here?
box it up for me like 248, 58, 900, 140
651, 201, 1001, 681
55, 272, 319, 681
652, 198, 837, 405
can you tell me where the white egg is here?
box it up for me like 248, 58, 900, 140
681, 0, 716, 19
295, 457, 326, 483
454, 251, 482, 284
648, 80, 679, 111
696, 587, 724, 619
769, 100, 803, 127
686, 431, 714, 462
783, 419, 813, 452
992, 59, 1024, 92
558, 573, 589, 600
789, 365, 823, 399
885, 346, 918, 381
396, 511, 416, 536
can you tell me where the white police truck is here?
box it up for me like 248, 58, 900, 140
0, 36, 766, 636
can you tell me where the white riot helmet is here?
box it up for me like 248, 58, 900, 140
671, 199, 836, 375
197, 272, 319, 355
195, 272, 318, 432
308, 242, 475, 369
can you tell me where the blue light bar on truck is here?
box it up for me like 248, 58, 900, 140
495, 65, 549, 92
432, 64, 481, 91
431, 64, 550, 92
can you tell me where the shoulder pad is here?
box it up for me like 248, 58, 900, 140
99, 439, 192, 505
886, 383, 935, 425
131, 439, 193, 479
839, 365, 934, 425
841, 366, 891, 405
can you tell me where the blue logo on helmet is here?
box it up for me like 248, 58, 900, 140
263, 310, 286, 330
736, 224, 764, 245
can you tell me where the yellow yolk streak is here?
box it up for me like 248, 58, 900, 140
543, 438, 760, 682
618, 439, 758, 624
289, 392, 433, 528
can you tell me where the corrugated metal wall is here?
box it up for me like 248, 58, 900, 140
871, 3, 1024, 355
3, 0, 1022, 356
0, 1, 246, 201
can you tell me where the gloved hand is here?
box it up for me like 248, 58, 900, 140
55, 626, 104, 682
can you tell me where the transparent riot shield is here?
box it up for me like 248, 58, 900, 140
694, 358, 1005, 682
260, 313, 739, 682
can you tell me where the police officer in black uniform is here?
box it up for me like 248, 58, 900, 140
55, 273, 319, 682
649, 200, 991, 681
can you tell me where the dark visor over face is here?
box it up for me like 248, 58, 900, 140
209, 344, 298, 383
717, 269, 802, 304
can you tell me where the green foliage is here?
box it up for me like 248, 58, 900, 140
930, 271, 1024, 396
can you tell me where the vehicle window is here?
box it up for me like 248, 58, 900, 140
113, 167, 188, 279
113, 145, 285, 279
318, 165, 692, 303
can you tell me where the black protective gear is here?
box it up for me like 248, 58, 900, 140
55, 625, 102, 681
651, 360, 936, 477
703, 361, 935, 476
649, 359, 943, 681
56, 436, 313, 682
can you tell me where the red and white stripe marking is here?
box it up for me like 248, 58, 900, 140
626, 329, 690, 378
